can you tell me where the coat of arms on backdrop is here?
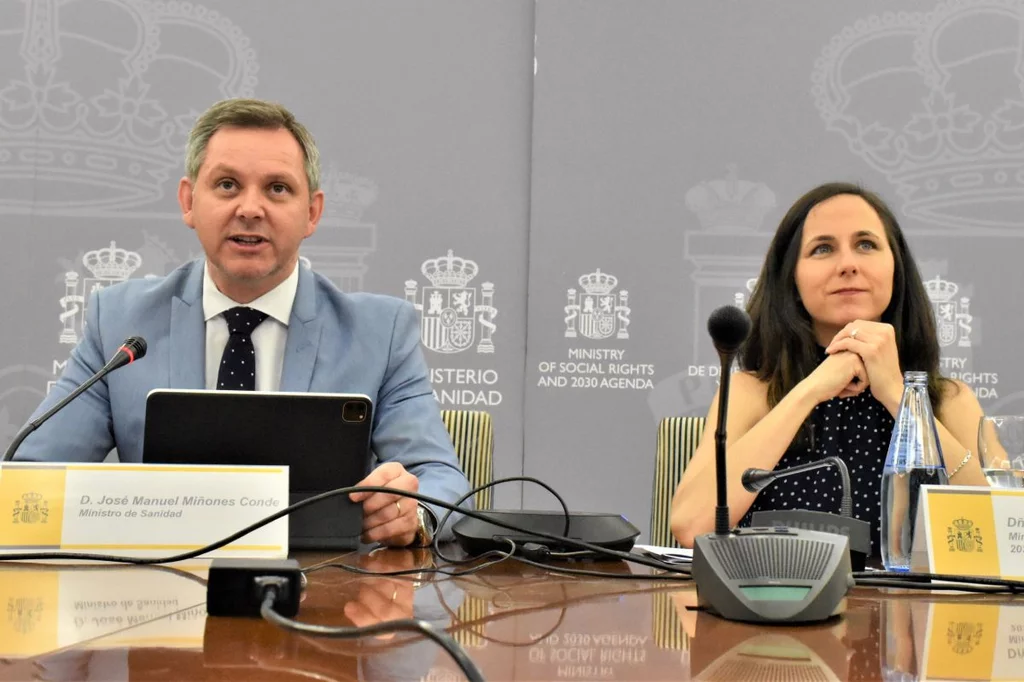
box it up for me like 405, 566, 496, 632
564, 269, 630, 340
405, 251, 497, 354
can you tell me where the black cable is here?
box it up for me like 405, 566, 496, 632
5, 477, 1015, 595
0, 484, 686, 576
259, 583, 485, 682
510, 554, 691, 580
510, 540, 691, 578
848, 592, 1014, 603
431, 476, 571, 566
424, 476, 691, 578
435, 475, 570, 543
546, 550, 600, 558
853, 578, 1012, 593
307, 539, 518, 580
853, 570, 1024, 594
321, 554, 513, 580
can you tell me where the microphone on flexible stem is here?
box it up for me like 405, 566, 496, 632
707, 305, 752, 535
2, 336, 147, 462
691, 307, 853, 624
742, 457, 853, 517
743, 457, 872, 572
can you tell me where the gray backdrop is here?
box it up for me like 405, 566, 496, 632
2, 0, 1021, 539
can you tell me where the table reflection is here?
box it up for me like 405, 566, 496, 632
439, 559, 689, 681
1, 551, 1022, 682
0, 562, 208, 658
907, 596, 1024, 681
0, 550, 465, 682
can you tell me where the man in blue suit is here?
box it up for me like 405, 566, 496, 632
15, 98, 471, 547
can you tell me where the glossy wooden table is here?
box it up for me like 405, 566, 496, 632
0, 549, 1021, 681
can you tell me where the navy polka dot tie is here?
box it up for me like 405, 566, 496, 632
217, 306, 268, 391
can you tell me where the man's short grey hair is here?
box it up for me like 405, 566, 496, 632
184, 98, 321, 193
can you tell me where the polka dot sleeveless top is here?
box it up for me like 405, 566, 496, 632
739, 364, 896, 556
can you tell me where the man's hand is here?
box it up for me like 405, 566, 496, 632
350, 462, 420, 546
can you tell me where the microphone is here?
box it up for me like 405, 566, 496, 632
2, 336, 148, 462
691, 307, 853, 624
706, 305, 751, 535
742, 457, 872, 572
742, 457, 853, 517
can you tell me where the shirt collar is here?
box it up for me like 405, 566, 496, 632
202, 261, 299, 326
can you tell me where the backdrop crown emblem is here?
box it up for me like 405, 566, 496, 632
578, 269, 618, 295
83, 241, 142, 280
0, 0, 257, 215
20, 492, 42, 504
812, 1, 1024, 233
321, 165, 379, 221
924, 274, 960, 303
684, 165, 776, 232
422, 250, 479, 288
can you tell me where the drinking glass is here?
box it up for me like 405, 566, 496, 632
977, 416, 1024, 489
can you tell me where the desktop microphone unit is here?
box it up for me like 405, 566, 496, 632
690, 307, 853, 624
744, 457, 872, 572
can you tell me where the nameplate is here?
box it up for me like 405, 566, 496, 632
922, 601, 1024, 680
0, 462, 288, 558
917, 485, 1024, 580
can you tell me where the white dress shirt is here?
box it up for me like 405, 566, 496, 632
203, 263, 299, 391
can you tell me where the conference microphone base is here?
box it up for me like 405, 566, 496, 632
692, 526, 854, 624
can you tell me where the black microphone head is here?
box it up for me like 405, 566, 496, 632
707, 305, 751, 355
740, 468, 772, 493
121, 336, 147, 361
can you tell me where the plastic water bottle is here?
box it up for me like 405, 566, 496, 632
880, 371, 948, 572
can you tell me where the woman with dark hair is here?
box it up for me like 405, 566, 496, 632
670, 182, 987, 555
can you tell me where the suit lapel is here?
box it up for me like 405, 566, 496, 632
169, 262, 207, 390
280, 265, 324, 393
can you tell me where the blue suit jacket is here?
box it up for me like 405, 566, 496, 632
16, 260, 471, 535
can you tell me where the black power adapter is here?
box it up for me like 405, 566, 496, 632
206, 558, 302, 618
